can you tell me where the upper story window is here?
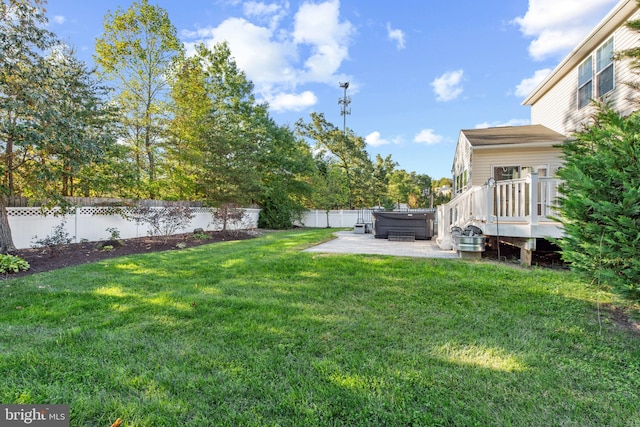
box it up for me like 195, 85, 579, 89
596, 37, 614, 97
578, 36, 614, 110
578, 56, 593, 110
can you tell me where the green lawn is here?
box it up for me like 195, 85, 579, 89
1, 229, 639, 426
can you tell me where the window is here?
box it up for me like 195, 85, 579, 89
596, 37, 614, 97
493, 166, 520, 181
578, 56, 593, 110
454, 169, 469, 194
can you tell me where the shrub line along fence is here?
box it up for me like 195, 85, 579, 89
8, 207, 261, 250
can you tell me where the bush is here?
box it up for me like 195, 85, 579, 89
31, 220, 74, 254
105, 227, 121, 240
0, 254, 30, 274
212, 203, 248, 232
259, 193, 293, 229
258, 190, 305, 229
125, 207, 194, 244
557, 105, 640, 301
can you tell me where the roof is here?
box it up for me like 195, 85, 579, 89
523, 0, 639, 106
460, 124, 567, 147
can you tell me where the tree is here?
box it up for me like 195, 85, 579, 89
371, 154, 398, 207
432, 177, 453, 206
308, 156, 349, 227
0, 0, 55, 252
0, 1, 121, 252
556, 6, 640, 301
556, 104, 640, 300
169, 43, 265, 206
388, 170, 414, 208
296, 112, 373, 208
35, 47, 120, 198
95, 0, 183, 199
255, 121, 315, 229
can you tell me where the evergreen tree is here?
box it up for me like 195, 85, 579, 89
557, 105, 640, 300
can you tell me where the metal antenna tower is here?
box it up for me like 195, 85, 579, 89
338, 82, 351, 134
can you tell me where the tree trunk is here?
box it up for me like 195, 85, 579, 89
4, 120, 14, 192
0, 195, 17, 254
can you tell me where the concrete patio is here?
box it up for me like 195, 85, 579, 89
303, 230, 458, 259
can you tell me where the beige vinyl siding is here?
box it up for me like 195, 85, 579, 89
609, 10, 640, 117
531, 9, 640, 135
530, 72, 579, 135
470, 147, 564, 187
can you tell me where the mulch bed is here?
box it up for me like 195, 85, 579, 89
6, 230, 260, 279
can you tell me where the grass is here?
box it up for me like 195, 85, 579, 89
1, 228, 639, 426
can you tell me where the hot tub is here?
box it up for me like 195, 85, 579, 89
372, 211, 434, 240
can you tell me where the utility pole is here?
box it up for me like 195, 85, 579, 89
338, 82, 351, 135
338, 81, 353, 208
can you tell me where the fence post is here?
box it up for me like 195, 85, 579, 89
75, 206, 79, 243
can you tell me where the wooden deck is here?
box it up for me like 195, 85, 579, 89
437, 173, 564, 253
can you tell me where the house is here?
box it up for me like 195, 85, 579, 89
437, 0, 640, 264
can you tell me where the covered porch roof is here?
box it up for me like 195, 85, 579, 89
460, 124, 567, 148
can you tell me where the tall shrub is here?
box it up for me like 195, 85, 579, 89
556, 105, 640, 300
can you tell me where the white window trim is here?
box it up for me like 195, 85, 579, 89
596, 37, 615, 98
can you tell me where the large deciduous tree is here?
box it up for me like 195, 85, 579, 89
170, 42, 263, 205
308, 155, 349, 227
170, 41, 315, 222
95, 0, 183, 199
296, 112, 373, 209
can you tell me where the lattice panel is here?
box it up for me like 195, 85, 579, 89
7, 208, 63, 217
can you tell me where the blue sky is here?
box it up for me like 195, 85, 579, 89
45, 0, 620, 179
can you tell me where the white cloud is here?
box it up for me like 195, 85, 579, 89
414, 129, 443, 145
387, 23, 405, 50
513, 0, 618, 60
53, 15, 65, 25
515, 68, 553, 97
243, 1, 282, 17
292, 0, 354, 83
185, 17, 296, 85
266, 91, 318, 112
182, 0, 354, 113
243, 1, 287, 29
365, 131, 389, 147
431, 70, 464, 102
365, 131, 403, 147
474, 119, 531, 129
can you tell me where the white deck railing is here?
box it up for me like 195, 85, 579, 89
437, 173, 563, 249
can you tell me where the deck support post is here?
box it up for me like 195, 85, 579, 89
520, 238, 536, 266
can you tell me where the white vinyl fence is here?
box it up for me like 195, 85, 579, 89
298, 210, 364, 228
8, 207, 261, 250
299, 209, 438, 230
